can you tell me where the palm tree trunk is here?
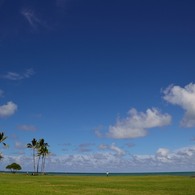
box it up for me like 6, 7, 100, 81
41, 155, 44, 174
37, 155, 41, 174
43, 155, 46, 175
33, 149, 36, 173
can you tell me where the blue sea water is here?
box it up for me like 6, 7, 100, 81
46, 171, 195, 177
2, 171, 195, 177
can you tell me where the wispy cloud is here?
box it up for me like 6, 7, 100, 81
163, 83, 195, 127
32, 113, 43, 119
15, 141, 26, 150
0, 101, 18, 118
107, 108, 171, 139
16, 124, 37, 132
2, 68, 35, 80
94, 126, 104, 138
21, 9, 42, 31
99, 143, 125, 157
77, 143, 94, 153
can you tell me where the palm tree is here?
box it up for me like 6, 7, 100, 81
0, 132, 7, 146
39, 145, 50, 174
0, 132, 7, 160
27, 138, 38, 174
36, 139, 49, 174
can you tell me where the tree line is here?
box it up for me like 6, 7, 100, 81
0, 132, 50, 175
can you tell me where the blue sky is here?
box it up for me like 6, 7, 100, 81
0, 0, 195, 172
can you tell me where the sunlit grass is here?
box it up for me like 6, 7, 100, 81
0, 173, 195, 194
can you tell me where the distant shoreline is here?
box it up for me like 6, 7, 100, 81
1, 171, 195, 177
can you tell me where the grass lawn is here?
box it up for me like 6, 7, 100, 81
0, 173, 195, 194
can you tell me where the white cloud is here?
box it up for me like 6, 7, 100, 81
17, 124, 37, 132
2, 68, 35, 80
163, 83, 195, 127
0, 101, 18, 118
131, 145, 195, 171
155, 148, 171, 163
107, 108, 171, 139
156, 148, 170, 157
99, 143, 125, 157
110, 143, 125, 157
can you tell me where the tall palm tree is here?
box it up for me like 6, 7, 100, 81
27, 138, 37, 174
39, 145, 50, 174
36, 139, 49, 174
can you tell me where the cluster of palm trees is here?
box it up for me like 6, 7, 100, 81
0, 132, 50, 175
27, 138, 49, 175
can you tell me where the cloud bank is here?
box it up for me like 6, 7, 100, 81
0, 101, 18, 118
1, 145, 195, 173
108, 108, 171, 139
163, 83, 195, 127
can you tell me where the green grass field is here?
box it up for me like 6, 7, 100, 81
0, 173, 195, 194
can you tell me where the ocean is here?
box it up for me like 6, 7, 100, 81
46, 171, 195, 177
1, 171, 195, 177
